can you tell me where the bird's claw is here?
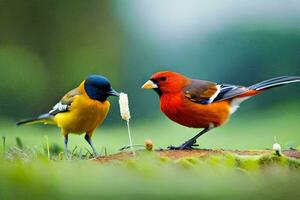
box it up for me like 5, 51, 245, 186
167, 140, 199, 150
167, 145, 180, 150
119, 145, 131, 151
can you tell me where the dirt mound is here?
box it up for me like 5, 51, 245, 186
94, 149, 300, 163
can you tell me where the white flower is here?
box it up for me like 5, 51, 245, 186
272, 143, 281, 152
119, 93, 131, 121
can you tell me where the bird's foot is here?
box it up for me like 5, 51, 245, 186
64, 150, 71, 160
119, 145, 132, 151
167, 145, 181, 150
93, 151, 100, 157
167, 140, 199, 150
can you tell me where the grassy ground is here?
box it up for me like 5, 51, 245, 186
0, 104, 299, 199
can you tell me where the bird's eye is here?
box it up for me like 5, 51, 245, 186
161, 76, 167, 81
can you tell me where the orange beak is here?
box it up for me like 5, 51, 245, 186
141, 80, 158, 89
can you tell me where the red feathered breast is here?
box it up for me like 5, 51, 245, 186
160, 92, 231, 128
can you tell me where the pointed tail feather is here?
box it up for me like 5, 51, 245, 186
248, 76, 300, 91
16, 113, 54, 126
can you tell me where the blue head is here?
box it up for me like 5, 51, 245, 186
84, 75, 119, 102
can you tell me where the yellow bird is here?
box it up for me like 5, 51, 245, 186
17, 75, 119, 156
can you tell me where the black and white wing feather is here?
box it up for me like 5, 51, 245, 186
48, 88, 80, 116
212, 84, 249, 103
49, 103, 69, 115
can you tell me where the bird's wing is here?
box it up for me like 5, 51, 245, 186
49, 88, 81, 115
184, 79, 219, 104
212, 84, 249, 102
184, 80, 249, 104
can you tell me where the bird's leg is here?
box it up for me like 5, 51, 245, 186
64, 134, 70, 159
168, 127, 212, 150
84, 134, 99, 157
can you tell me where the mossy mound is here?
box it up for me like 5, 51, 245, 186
95, 149, 300, 171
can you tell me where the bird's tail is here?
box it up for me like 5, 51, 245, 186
248, 76, 300, 91
16, 113, 54, 126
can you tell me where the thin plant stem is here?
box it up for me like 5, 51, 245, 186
105, 146, 107, 156
126, 120, 135, 156
44, 135, 50, 160
2, 136, 5, 158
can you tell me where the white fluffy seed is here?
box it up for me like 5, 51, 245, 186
272, 143, 281, 152
119, 92, 131, 121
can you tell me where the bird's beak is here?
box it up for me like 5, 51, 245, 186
141, 80, 158, 89
107, 89, 120, 97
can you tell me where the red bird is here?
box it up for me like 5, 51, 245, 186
142, 71, 300, 150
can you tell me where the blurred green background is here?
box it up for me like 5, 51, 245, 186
0, 0, 299, 150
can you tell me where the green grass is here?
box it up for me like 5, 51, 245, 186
0, 104, 300, 199
0, 151, 299, 200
